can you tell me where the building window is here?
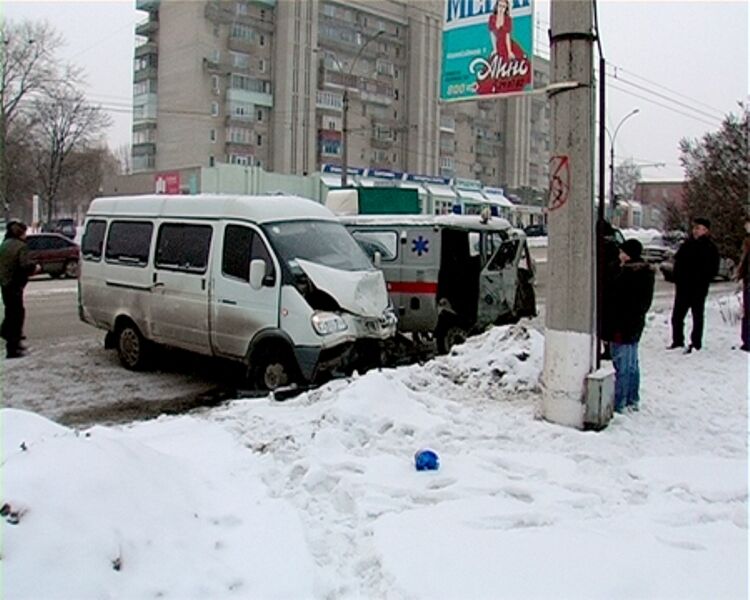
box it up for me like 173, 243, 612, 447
231, 51, 250, 68
259, 58, 266, 73
229, 154, 252, 165
211, 75, 220, 94
228, 100, 255, 120
256, 134, 262, 146
259, 34, 266, 46
230, 74, 271, 94
394, 89, 399, 100
232, 23, 253, 40
325, 117, 341, 130
316, 90, 343, 111
320, 138, 341, 156
322, 3, 336, 17
236, 2, 248, 16
210, 129, 216, 142
257, 109, 263, 122
376, 59, 394, 76
211, 102, 219, 117
228, 127, 252, 144
209, 155, 215, 167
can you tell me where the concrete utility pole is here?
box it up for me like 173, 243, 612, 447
542, 0, 598, 429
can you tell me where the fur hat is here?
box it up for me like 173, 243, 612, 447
693, 217, 711, 229
619, 238, 643, 261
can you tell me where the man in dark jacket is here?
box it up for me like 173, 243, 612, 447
609, 239, 655, 413
736, 217, 750, 351
668, 217, 720, 352
0, 221, 40, 358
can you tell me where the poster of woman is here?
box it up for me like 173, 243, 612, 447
441, 0, 534, 101
475, 0, 533, 94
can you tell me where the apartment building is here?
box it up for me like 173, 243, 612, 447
132, 0, 549, 192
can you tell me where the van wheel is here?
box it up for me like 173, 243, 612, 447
252, 349, 299, 391
117, 322, 151, 370
64, 260, 78, 278
436, 319, 468, 354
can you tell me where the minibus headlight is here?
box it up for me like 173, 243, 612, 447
311, 312, 348, 336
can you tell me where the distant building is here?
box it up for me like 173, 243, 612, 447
633, 181, 686, 229
131, 0, 550, 194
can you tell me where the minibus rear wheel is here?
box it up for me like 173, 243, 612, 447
116, 321, 152, 371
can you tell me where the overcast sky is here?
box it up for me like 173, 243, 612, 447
4, 0, 748, 181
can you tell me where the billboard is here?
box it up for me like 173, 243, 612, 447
441, 0, 534, 102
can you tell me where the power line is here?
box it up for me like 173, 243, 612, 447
607, 82, 721, 128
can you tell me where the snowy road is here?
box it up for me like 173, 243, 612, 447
3, 275, 738, 429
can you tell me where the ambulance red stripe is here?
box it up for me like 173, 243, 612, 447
387, 281, 438, 294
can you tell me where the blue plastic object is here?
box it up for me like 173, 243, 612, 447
414, 449, 440, 471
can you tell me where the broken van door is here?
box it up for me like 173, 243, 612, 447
478, 231, 520, 326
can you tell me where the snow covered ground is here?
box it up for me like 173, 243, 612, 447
1, 295, 747, 599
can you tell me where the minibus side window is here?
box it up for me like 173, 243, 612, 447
105, 221, 153, 267
155, 223, 212, 273
223, 225, 252, 281
81, 220, 107, 261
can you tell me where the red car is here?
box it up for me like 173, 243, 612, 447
26, 233, 80, 279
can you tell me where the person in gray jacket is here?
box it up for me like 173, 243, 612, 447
0, 221, 40, 358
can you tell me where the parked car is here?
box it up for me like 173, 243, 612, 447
26, 233, 80, 278
523, 223, 547, 237
642, 239, 673, 264
52, 218, 77, 239
659, 253, 735, 283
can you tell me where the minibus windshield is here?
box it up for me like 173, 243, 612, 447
264, 220, 374, 272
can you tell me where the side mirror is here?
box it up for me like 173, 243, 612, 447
373, 250, 382, 268
249, 259, 267, 290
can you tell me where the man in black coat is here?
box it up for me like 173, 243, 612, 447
0, 221, 40, 358
668, 217, 720, 352
609, 239, 655, 413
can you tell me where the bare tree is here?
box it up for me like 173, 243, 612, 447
0, 20, 64, 219
613, 158, 642, 203
56, 146, 120, 219
114, 143, 133, 175
30, 84, 112, 223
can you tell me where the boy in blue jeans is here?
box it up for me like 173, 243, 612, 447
609, 239, 655, 413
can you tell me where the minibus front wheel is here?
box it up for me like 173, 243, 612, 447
250, 344, 300, 391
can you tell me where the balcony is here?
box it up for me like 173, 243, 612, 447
132, 142, 156, 156
135, 18, 158, 37
133, 66, 158, 83
440, 115, 455, 133
203, 57, 224, 73
136, 0, 159, 12
204, 1, 232, 24
135, 41, 158, 58
227, 88, 273, 108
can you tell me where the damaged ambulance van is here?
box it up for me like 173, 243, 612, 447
340, 213, 537, 353
78, 194, 397, 390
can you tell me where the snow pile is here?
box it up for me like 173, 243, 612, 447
1, 312, 747, 599
2, 410, 315, 599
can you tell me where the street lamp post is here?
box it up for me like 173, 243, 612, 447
607, 108, 639, 219
331, 30, 384, 188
